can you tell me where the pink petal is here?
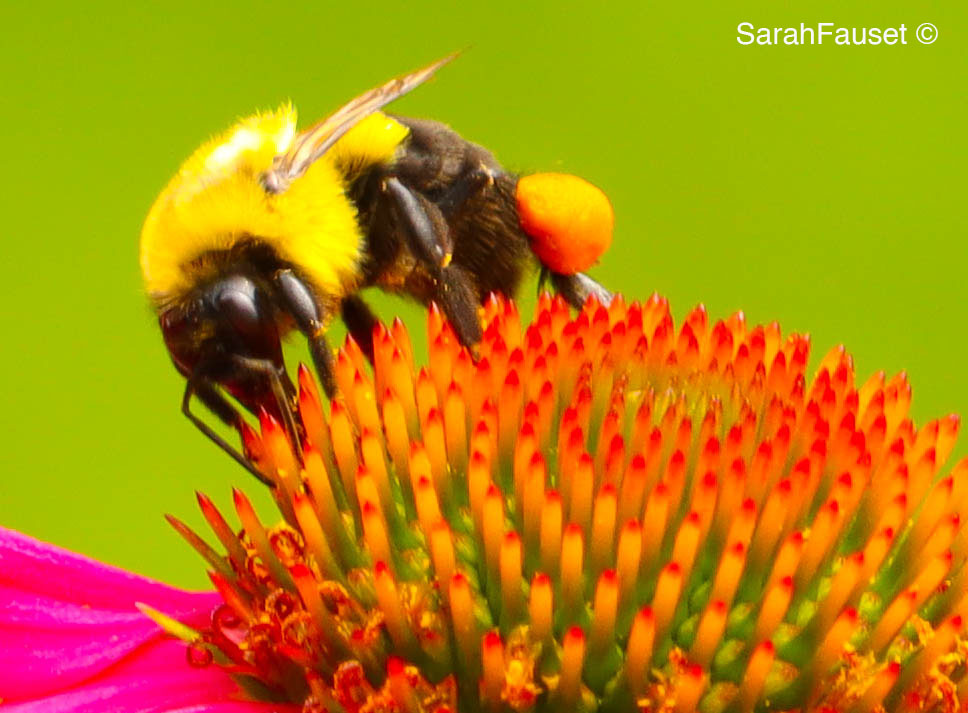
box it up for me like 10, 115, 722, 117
2, 638, 298, 713
0, 526, 220, 701
0, 526, 214, 612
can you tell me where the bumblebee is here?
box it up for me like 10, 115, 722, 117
140, 56, 613, 478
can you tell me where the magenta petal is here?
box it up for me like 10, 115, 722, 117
1, 638, 297, 713
0, 526, 221, 700
0, 526, 215, 612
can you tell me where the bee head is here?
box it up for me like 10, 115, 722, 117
160, 274, 291, 418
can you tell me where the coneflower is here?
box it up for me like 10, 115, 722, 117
160, 293, 968, 713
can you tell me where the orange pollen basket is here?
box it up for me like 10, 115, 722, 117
170, 293, 968, 713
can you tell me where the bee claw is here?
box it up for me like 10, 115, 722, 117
480, 163, 495, 187
468, 343, 482, 361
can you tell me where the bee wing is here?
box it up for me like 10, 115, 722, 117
262, 54, 456, 194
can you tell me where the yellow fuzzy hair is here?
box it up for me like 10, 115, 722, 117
139, 106, 409, 306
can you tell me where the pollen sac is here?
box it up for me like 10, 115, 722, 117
173, 293, 968, 713
516, 173, 613, 275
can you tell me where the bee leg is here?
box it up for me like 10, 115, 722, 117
181, 375, 274, 486
383, 176, 453, 267
273, 269, 337, 398
383, 176, 483, 349
436, 263, 484, 350
436, 163, 498, 218
230, 354, 304, 464
550, 271, 614, 310
341, 294, 379, 363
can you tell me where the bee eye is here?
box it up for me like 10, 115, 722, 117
208, 276, 283, 364
216, 288, 262, 338
159, 310, 179, 332
159, 306, 196, 344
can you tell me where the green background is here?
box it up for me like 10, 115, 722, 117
0, 2, 964, 589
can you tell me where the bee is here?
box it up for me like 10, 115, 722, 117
140, 55, 614, 478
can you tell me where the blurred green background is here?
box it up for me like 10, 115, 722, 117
0, 1, 964, 589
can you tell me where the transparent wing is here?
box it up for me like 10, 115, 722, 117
262, 53, 457, 193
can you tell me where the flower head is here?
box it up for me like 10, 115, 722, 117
167, 293, 968, 712
7, 293, 968, 713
